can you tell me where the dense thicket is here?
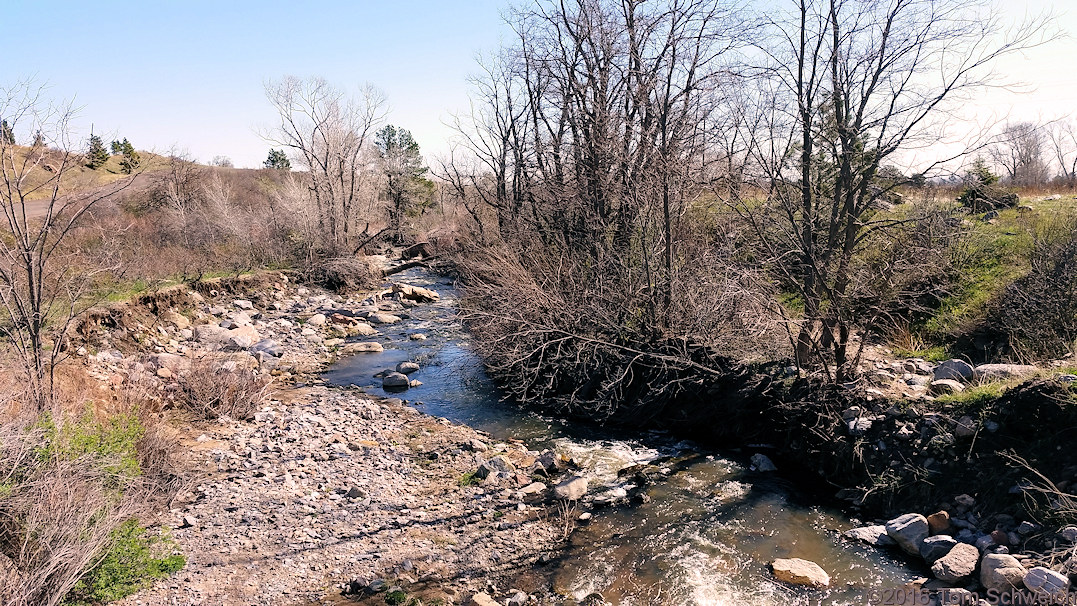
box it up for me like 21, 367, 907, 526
449, 0, 1052, 417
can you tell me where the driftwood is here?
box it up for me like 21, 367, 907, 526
381, 258, 436, 277
352, 226, 390, 255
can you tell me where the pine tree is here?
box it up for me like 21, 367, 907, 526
375, 125, 431, 244
110, 140, 123, 155
0, 120, 14, 145
118, 138, 140, 174
86, 134, 110, 169
263, 148, 291, 171
32, 130, 45, 147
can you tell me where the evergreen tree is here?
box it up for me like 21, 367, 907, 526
375, 125, 431, 244
86, 134, 110, 169
263, 148, 291, 171
110, 139, 123, 155
0, 120, 13, 145
118, 138, 140, 174
32, 130, 45, 147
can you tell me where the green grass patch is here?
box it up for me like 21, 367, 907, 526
776, 291, 804, 316
935, 381, 1007, 408
37, 411, 144, 481
457, 471, 479, 487
891, 344, 951, 362
64, 520, 185, 605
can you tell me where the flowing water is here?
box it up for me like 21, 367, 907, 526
324, 269, 920, 605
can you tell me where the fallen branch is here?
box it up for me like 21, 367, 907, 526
381, 258, 435, 277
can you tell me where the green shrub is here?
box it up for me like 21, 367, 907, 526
64, 520, 185, 605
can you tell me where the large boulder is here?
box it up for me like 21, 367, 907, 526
220, 312, 252, 328
535, 450, 570, 474
341, 342, 384, 354
844, 525, 895, 547
750, 453, 777, 472
466, 593, 501, 606
193, 323, 231, 345
381, 372, 410, 389
920, 535, 958, 564
475, 455, 516, 480
149, 352, 189, 374
974, 363, 1038, 381
251, 339, 284, 358
930, 542, 979, 582
396, 361, 420, 374
161, 310, 190, 330
981, 553, 1026, 591
392, 283, 440, 303
368, 313, 402, 325
553, 476, 588, 500
933, 359, 975, 382
771, 558, 830, 589
352, 322, 378, 336
930, 379, 965, 395
885, 513, 929, 556
1024, 566, 1070, 596
927, 510, 952, 535
224, 325, 261, 350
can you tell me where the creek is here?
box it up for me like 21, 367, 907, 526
324, 269, 919, 605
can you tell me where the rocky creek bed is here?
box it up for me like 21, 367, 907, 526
67, 266, 1077, 605
73, 272, 567, 606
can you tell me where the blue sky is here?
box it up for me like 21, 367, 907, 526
2, 1, 1073, 170
2, 0, 511, 167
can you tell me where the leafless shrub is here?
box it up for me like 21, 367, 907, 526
458, 242, 784, 421
177, 355, 272, 420
0, 422, 149, 606
135, 422, 188, 508
1002, 451, 1077, 531
552, 499, 577, 541
303, 256, 378, 293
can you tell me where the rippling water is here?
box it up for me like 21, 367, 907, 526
324, 269, 918, 604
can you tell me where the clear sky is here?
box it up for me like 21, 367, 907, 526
2, 0, 512, 168
2, 1, 1073, 171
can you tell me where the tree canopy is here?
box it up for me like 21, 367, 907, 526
263, 148, 291, 171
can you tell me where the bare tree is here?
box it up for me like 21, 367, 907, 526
0, 80, 139, 407
991, 121, 1051, 186
153, 150, 206, 248
264, 77, 386, 256
1048, 119, 1077, 187
724, 0, 1054, 382
209, 155, 233, 168
441, 49, 534, 240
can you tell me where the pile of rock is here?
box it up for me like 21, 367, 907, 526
844, 495, 1073, 596
466, 446, 587, 505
